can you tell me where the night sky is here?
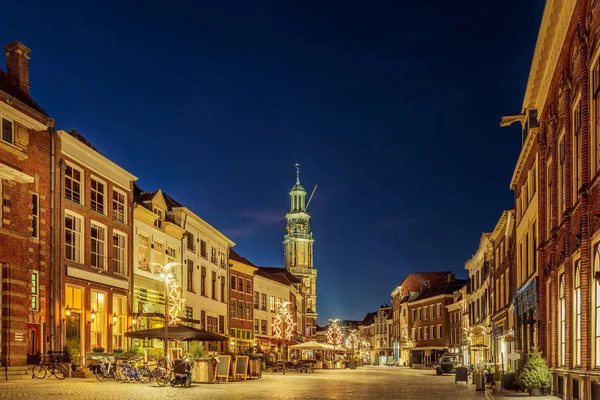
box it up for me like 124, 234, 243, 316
1, 0, 545, 325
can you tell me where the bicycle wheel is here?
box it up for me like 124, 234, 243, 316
54, 364, 68, 380
95, 364, 106, 382
32, 364, 46, 379
156, 370, 171, 387
138, 366, 152, 384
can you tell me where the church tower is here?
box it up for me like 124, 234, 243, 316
284, 164, 317, 338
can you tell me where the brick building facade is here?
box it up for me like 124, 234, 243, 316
0, 41, 54, 369
504, 1, 600, 397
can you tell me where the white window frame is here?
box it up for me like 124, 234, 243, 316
573, 96, 582, 197
559, 132, 566, 217
595, 243, 600, 367
90, 175, 106, 215
90, 290, 107, 350
112, 230, 127, 275
112, 295, 127, 349
153, 207, 163, 228
1, 116, 13, 144
31, 270, 39, 311
91, 220, 107, 270
64, 162, 84, 205
137, 233, 150, 272
65, 210, 84, 263
574, 262, 581, 366
559, 274, 566, 366
112, 187, 127, 224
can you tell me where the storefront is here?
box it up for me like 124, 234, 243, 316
514, 278, 537, 354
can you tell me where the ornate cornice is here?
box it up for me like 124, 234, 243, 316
522, 0, 577, 112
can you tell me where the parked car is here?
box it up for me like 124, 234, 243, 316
435, 354, 459, 375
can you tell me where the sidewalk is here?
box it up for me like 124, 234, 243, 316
486, 389, 560, 399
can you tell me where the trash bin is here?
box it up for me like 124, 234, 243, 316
475, 373, 485, 391
349, 360, 356, 370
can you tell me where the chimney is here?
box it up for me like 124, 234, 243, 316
447, 273, 455, 283
4, 41, 31, 94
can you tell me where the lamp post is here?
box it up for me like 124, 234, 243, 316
327, 318, 342, 369
154, 262, 180, 360
347, 329, 359, 369
272, 301, 293, 375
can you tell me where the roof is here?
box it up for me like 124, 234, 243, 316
360, 311, 376, 326
257, 266, 302, 285
291, 183, 305, 192
409, 280, 467, 303
133, 184, 157, 203
0, 69, 48, 117
65, 130, 101, 153
163, 192, 183, 210
229, 249, 257, 267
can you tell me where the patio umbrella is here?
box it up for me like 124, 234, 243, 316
288, 341, 335, 351
125, 324, 228, 341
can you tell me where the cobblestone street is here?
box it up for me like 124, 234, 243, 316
0, 366, 486, 399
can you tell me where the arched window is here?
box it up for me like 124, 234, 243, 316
559, 274, 566, 366
596, 246, 600, 366
574, 264, 581, 366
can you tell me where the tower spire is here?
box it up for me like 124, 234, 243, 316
295, 163, 300, 184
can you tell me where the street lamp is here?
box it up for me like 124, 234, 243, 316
154, 262, 180, 360
272, 301, 293, 375
327, 318, 342, 369
346, 329, 359, 368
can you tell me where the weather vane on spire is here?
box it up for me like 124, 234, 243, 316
295, 163, 300, 184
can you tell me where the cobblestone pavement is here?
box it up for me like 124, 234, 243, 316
0, 366, 486, 399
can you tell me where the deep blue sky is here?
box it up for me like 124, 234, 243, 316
1, 0, 545, 325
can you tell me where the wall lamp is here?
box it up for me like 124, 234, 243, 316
87, 309, 97, 325
110, 313, 118, 328
64, 305, 72, 321
129, 314, 139, 330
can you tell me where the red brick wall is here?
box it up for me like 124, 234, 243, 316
229, 270, 253, 332
0, 121, 52, 366
52, 137, 134, 354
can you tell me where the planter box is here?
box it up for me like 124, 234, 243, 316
249, 359, 262, 378
192, 359, 215, 383
502, 373, 519, 390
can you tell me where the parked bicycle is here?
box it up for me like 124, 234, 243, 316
90, 356, 118, 382
32, 355, 68, 380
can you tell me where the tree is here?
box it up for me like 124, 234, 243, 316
517, 348, 551, 390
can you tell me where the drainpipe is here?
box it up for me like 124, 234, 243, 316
57, 156, 66, 352
49, 127, 56, 352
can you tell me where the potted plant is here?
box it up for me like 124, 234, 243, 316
189, 344, 215, 383
517, 348, 551, 396
65, 338, 80, 372
493, 365, 502, 392
113, 347, 125, 355
92, 345, 105, 353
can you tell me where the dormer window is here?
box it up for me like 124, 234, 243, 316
153, 207, 163, 228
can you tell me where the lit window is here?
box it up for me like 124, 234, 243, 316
595, 245, 600, 367
153, 207, 163, 228
137, 234, 150, 271
231, 299, 237, 318
574, 263, 581, 366
559, 274, 566, 366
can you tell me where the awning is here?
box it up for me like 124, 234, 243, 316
289, 341, 335, 351
125, 324, 228, 341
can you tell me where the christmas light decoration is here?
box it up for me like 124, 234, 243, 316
167, 281, 185, 326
